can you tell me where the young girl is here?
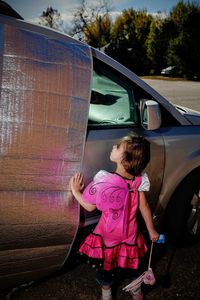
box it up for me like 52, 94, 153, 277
70, 133, 159, 300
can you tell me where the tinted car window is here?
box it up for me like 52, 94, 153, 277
88, 67, 137, 126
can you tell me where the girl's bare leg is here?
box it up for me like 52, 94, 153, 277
101, 285, 112, 300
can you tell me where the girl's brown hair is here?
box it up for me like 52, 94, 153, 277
119, 133, 150, 176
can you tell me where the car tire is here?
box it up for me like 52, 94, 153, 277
166, 168, 200, 246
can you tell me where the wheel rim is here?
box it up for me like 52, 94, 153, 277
187, 188, 200, 236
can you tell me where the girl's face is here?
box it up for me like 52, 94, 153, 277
110, 143, 125, 163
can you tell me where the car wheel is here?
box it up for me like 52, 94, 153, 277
166, 168, 200, 246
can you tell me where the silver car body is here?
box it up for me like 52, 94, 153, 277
0, 15, 200, 288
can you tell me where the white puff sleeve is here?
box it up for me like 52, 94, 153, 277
138, 173, 150, 192
93, 170, 109, 181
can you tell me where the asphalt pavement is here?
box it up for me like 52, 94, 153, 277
143, 78, 200, 111
1, 242, 200, 299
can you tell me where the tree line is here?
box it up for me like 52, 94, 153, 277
39, 0, 200, 79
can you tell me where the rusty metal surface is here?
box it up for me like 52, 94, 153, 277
0, 15, 92, 288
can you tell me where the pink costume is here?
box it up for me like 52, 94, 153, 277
79, 170, 150, 271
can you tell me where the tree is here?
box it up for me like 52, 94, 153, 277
39, 6, 65, 32
106, 9, 153, 75
167, 1, 200, 78
70, 0, 112, 48
146, 16, 175, 74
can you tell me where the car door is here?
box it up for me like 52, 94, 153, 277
81, 53, 165, 227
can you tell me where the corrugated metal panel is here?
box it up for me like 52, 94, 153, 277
0, 15, 92, 287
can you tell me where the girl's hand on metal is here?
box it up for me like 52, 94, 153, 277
70, 173, 84, 194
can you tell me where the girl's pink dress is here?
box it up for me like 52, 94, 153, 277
79, 170, 150, 271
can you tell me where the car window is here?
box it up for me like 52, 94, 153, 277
88, 66, 138, 126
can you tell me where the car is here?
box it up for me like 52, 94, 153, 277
0, 13, 200, 289
161, 65, 182, 77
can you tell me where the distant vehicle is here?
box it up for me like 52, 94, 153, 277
0, 13, 200, 290
161, 65, 182, 77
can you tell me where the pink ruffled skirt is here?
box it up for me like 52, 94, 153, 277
79, 233, 148, 271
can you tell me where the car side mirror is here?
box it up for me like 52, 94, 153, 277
140, 99, 161, 130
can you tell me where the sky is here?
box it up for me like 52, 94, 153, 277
5, 0, 195, 26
